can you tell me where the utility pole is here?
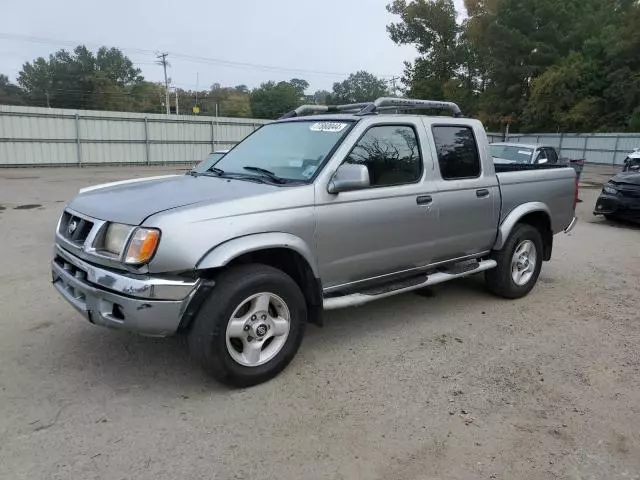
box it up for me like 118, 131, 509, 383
389, 76, 400, 97
175, 88, 179, 115
156, 52, 170, 115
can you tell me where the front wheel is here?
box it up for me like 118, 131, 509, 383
188, 264, 307, 387
485, 224, 543, 299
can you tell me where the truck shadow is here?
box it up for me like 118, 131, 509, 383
52, 275, 495, 393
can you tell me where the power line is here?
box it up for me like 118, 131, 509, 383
0, 31, 395, 79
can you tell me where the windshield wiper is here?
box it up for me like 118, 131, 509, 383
206, 166, 225, 176
242, 166, 286, 184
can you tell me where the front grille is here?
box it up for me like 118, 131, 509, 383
53, 255, 89, 304
59, 212, 94, 244
616, 186, 640, 199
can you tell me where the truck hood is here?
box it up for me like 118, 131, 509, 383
611, 172, 640, 185
67, 174, 281, 224
78, 174, 179, 194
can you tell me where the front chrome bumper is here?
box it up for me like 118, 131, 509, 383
52, 245, 198, 336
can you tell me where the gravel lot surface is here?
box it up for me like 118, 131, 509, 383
0, 165, 638, 480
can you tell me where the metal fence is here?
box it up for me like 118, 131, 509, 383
487, 132, 640, 166
0, 105, 269, 167
3, 105, 639, 167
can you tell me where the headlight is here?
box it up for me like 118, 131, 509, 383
104, 223, 133, 255
603, 184, 617, 195
124, 228, 161, 265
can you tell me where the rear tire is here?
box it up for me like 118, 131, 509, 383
485, 224, 543, 299
188, 264, 307, 387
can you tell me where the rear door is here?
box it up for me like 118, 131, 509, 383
426, 121, 500, 262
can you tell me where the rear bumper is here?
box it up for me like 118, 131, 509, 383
593, 194, 640, 220
52, 245, 198, 336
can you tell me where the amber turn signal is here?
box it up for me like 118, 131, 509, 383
125, 228, 160, 265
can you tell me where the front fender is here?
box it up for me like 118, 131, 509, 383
493, 202, 551, 250
196, 232, 319, 277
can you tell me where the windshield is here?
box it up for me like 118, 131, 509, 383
213, 120, 354, 181
489, 145, 533, 163
192, 152, 226, 173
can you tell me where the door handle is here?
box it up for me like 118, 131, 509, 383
416, 195, 433, 205
476, 189, 490, 198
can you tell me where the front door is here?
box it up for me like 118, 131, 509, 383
315, 122, 439, 291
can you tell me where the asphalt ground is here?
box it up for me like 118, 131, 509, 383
0, 164, 638, 480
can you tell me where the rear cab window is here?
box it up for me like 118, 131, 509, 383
431, 125, 481, 180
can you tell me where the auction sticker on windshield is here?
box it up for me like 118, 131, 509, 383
310, 122, 348, 132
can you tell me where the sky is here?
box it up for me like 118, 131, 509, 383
0, 0, 466, 93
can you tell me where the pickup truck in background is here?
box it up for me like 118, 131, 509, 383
490, 141, 584, 183
490, 142, 563, 166
51, 98, 577, 386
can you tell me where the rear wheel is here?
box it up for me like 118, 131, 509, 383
188, 264, 307, 387
486, 224, 543, 299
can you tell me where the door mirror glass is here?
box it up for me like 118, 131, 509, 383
327, 164, 370, 193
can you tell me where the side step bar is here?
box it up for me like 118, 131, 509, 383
323, 259, 497, 310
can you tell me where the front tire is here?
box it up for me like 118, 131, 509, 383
485, 224, 543, 299
188, 264, 307, 387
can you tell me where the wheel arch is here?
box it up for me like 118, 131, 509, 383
195, 233, 323, 326
494, 203, 553, 261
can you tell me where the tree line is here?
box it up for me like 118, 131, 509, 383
388, 0, 640, 132
2, 0, 639, 132
0, 45, 390, 119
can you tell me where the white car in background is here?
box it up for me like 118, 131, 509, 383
622, 148, 640, 172
78, 150, 230, 194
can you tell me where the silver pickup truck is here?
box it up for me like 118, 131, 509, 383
52, 98, 577, 386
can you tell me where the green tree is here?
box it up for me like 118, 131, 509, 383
463, 0, 640, 131
387, 0, 483, 116
0, 74, 25, 105
331, 71, 389, 103
387, 0, 459, 99
250, 79, 308, 119
17, 46, 144, 111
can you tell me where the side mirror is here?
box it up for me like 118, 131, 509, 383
327, 164, 370, 194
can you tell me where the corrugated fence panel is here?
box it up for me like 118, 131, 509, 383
149, 143, 211, 164
4, 104, 637, 167
0, 105, 268, 166
0, 142, 78, 165
82, 143, 147, 164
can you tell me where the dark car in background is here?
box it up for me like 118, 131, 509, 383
594, 171, 640, 222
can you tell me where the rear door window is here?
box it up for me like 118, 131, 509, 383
432, 126, 481, 180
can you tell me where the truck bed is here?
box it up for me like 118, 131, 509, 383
495, 165, 576, 233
